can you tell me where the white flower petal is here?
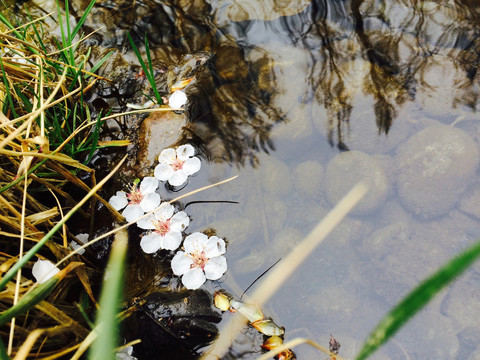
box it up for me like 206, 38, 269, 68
154, 163, 174, 182
168, 90, 187, 108
116, 345, 138, 360
160, 231, 183, 250
204, 256, 227, 280
205, 236, 226, 258
32, 259, 60, 284
140, 192, 160, 212
176, 144, 195, 160
183, 232, 208, 253
140, 176, 159, 193
182, 157, 201, 176
154, 203, 174, 221
137, 214, 156, 230
170, 211, 189, 232
171, 251, 194, 275
75, 233, 89, 244
122, 204, 144, 223
181, 268, 206, 290
140, 233, 162, 254
70, 240, 86, 255
109, 191, 128, 210
168, 171, 188, 187
158, 148, 177, 165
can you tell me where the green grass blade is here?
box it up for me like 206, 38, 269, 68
127, 32, 162, 104
144, 35, 162, 104
0, 275, 59, 327
0, 58, 17, 118
0, 336, 8, 360
88, 228, 128, 360
71, 0, 97, 39
355, 240, 480, 360
83, 112, 103, 165
88, 50, 114, 75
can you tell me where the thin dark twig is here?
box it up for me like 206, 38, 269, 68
240, 258, 281, 300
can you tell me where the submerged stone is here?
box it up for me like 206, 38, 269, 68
136, 110, 187, 176
396, 125, 479, 219
325, 150, 388, 215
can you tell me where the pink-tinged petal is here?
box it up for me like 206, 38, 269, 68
170, 211, 189, 232
204, 236, 226, 258
171, 251, 193, 275
168, 90, 187, 109
140, 233, 162, 254
109, 191, 128, 210
158, 148, 177, 164
184, 232, 208, 253
140, 192, 160, 212
182, 157, 201, 176
122, 204, 144, 223
181, 268, 206, 290
168, 171, 188, 187
154, 163, 174, 181
160, 231, 183, 250
140, 176, 159, 193
154, 203, 174, 221
32, 259, 60, 284
137, 214, 156, 230
176, 144, 195, 160
204, 256, 227, 280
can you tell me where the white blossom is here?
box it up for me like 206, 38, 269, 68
171, 232, 227, 290
109, 177, 160, 223
154, 144, 201, 187
138, 203, 190, 253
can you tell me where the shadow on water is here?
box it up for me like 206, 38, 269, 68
16, 0, 480, 359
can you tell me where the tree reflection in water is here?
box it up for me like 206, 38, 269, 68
66, 0, 480, 161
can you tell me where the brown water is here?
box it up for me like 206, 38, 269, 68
22, 0, 480, 359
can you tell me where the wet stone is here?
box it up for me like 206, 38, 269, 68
396, 125, 479, 220
459, 183, 480, 221
136, 110, 187, 177
260, 156, 293, 196
325, 150, 388, 215
293, 160, 324, 200
397, 308, 460, 359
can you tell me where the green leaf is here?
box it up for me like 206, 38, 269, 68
127, 32, 162, 105
0, 275, 59, 327
0, 336, 8, 360
355, 240, 480, 360
88, 228, 128, 360
71, 0, 97, 39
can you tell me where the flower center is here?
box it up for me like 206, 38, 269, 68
172, 159, 185, 171
190, 251, 208, 270
127, 185, 143, 204
154, 219, 171, 236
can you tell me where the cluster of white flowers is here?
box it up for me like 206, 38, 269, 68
107, 143, 228, 289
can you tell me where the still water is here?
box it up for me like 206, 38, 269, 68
26, 0, 480, 358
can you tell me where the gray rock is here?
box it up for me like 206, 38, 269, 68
260, 156, 293, 196
136, 110, 187, 177
293, 160, 324, 200
325, 150, 388, 215
397, 125, 479, 219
